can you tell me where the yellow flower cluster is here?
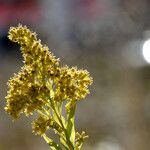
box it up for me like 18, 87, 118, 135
54, 66, 92, 102
75, 132, 89, 149
32, 115, 51, 135
32, 115, 62, 135
5, 65, 47, 118
5, 24, 93, 120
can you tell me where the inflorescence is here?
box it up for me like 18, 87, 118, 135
5, 24, 93, 150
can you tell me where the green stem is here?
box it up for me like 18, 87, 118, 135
50, 100, 75, 150
38, 108, 68, 149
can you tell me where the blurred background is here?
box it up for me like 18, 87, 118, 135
1, 0, 150, 150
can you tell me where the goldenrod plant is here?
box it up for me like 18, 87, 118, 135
5, 25, 93, 150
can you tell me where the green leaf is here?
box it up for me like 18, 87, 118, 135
48, 140, 62, 150
60, 137, 69, 150
53, 111, 61, 126
66, 102, 76, 145
43, 134, 62, 150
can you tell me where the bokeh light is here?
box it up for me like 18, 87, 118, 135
142, 39, 150, 64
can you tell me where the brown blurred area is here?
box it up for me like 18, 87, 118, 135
1, 0, 150, 150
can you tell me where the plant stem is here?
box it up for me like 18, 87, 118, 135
50, 100, 75, 150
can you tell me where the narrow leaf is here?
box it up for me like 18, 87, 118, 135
66, 102, 76, 145
43, 134, 62, 150
60, 137, 69, 150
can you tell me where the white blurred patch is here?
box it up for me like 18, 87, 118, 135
95, 138, 125, 150
142, 39, 150, 64
121, 40, 147, 67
